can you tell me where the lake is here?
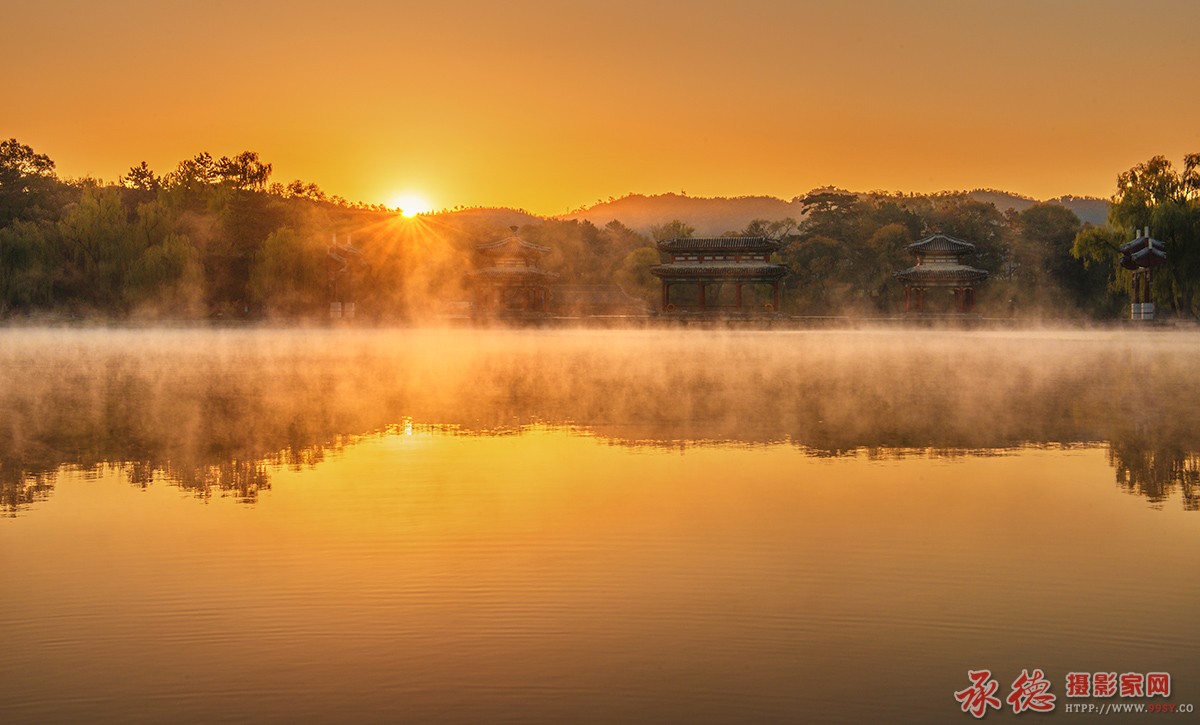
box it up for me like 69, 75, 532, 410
1, 327, 1197, 723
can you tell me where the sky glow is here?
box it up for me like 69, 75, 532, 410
4, 0, 1198, 214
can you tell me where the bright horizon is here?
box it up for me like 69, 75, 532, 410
5, 0, 1199, 216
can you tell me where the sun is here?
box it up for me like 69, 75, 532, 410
389, 193, 434, 217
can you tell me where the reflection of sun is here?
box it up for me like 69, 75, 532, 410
389, 193, 433, 217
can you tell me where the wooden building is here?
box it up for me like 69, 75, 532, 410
470, 234, 555, 317
327, 236, 366, 319
1119, 227, 1166, 321
894, 234, 988, 314
649, 236, 787, 315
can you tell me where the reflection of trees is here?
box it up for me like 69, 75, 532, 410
0, 338, 358, 514
1, 471, 56, 515
1109, 439, 1200, 511
2, 329, 1198, 514
123, 459, 275, 501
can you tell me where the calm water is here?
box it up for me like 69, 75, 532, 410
1, 327, 1198, 723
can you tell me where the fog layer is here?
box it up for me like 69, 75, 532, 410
2, 327, 1196, 511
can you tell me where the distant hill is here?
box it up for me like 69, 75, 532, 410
560, 190, 1111, 235
429, 207, 544, 232
431, 191, 1110, 238
965, 189, 1109, 227
560, 193, 807, 236
1049, 196, 1109, 227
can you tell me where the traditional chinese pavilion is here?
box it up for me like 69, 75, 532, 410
327, 235, 366, 319
1119, 227, 1166, 321
470, 232, 555, 317
649, 236, 787, 314
894, 234, 988, 313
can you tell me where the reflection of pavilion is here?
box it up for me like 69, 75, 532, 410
650, 237, 786, 315
470, 233, 556, 318
894, 234, 988, 314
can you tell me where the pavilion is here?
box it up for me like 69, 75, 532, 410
649, 236, 787, 315
470, 233, 555, 318
894, 234, 988, 314
327, 235, 366, 319
1119, 227, 1166, 321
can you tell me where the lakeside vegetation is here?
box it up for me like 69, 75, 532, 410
1, 139, 1196, 320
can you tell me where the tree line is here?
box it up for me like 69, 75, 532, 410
0, 140, 413, 318
0, 138, 1196, 320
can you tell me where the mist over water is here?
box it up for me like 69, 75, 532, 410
1, 326, 1196, 511
2, 326, 1198, 724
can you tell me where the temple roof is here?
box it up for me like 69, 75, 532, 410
657, 236, 780, 253
1119, 232, 1161, 254
476, 236, 551, 255
907, 234, 977, 254
894, 263, 988, 285
1119, 232, 1167, 269
650, 262, 787, 281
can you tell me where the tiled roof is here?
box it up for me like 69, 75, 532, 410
894, 264, 988, 284
650, 262, 787, 280
657, 236, 780, 253
908, 234, 977, 254
476, 236, 551, 254
1119, 234, 1168, 269
1118, 233, 1160, 254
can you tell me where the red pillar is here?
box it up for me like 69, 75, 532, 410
698, 283, 706, 310
772, 283, 780, 311
662, 282, 669, 310
735, 283, 743, 308
904, 286, 910, 312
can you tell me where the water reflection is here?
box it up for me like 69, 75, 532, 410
1109, 440, 1200, 510
2, 327, 1198, 513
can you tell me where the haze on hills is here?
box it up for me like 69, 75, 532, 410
559, 190, 1109, 237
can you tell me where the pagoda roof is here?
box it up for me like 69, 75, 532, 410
650, 262, 787, 281
1119, 231, 1161, 254
908, 234, 977, 254
1119, 232, 1167, 269
894, 263, 988, 285
476, 236, 551, 255
1121, 246, 1167, 270
657, 236, 780, 253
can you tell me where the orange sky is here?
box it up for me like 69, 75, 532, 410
5, 0, 1199, 215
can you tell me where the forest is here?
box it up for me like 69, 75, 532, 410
1, 138, 1197, 320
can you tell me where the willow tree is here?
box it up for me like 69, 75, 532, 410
1075, 155, 1200, 317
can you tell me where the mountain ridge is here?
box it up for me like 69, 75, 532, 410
555, 190, 1109, 235
429, 190, 1110, 237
